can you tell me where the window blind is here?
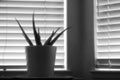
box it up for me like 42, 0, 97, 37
0, 0, 67, 71
94, 0, 120, 69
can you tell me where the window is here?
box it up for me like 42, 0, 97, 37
94, 0, 120, 70
0, 0, 67, 71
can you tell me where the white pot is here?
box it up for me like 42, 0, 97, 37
26, 46, 56, 77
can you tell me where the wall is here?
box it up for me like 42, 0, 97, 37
67, 0, 120, 80
82, 0, 95, 79
67, 0, 95, 79
67, 0, 84, 78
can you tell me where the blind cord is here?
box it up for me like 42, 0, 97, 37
107, 0, 112, 68
2, 2, 9, 72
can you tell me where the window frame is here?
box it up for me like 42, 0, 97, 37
93, 0, 120, 71
0, 0, 68, 74
93, 0, 98, 68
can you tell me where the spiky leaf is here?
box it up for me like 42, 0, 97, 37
37, 28, 42, 46
44, 31, 54, 46
44, 27, 61, 46
54, 27, 61, 34
16, 19, 33, 46
32, 13, 41, 45
49, 27, 70, 45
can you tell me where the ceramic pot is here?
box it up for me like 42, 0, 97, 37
26, 46, 56, 77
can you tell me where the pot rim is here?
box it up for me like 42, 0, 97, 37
25, 45, 56, 48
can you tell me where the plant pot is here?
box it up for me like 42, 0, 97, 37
26, 46, 56, 77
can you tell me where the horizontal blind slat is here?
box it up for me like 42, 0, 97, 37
0, 59, 64, 65
0, 27, 64, 33
2, 0, 64, 2
0, 52, 64, 59
0, 14, 63, 18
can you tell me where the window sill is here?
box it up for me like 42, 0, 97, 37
0, 70, 74, 80
0, 70, 72, 77
55, 70, 72, 77
0, 77, 74, 80
90, 68, 120, 79
90, 68, 120, 73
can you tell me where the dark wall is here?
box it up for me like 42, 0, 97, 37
67, 0, 84, 78
67, 0, 120, 80
82, 0, 95, 79
67, 0, 94, 79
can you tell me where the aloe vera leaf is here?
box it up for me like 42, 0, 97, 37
16, 19, 33, 46
44, 27, 61, 46
44, 31, 54, 46
54, 27, 61, 34
37, 28, 42, 46
49, 27, 70, 45
32, 13, 41, 45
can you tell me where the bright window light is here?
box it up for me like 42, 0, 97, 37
0, 0, 67, 71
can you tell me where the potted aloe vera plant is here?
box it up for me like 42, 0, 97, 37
16, 13, 70, 77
